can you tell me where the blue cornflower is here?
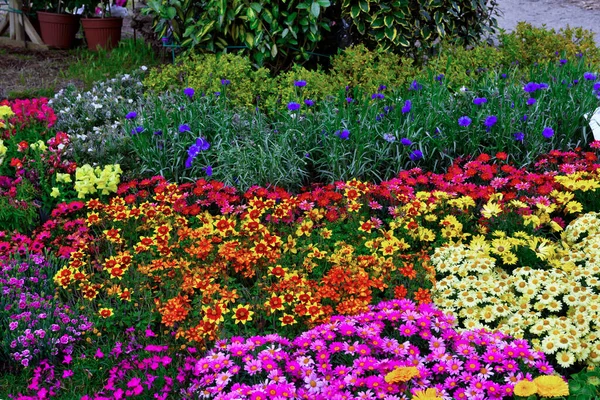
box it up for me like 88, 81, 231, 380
484, 115, 498, 129
409, 150, 423, 161
221, 79, 231, 86
527, 98, 537, 106
500, 73, 507, 79
376, 113, 384, 122
304, 99, 315, 107
183, 88, 195, 98
125, 111, 137, 120
542, 127, 554, 138
214, 92, 221, 96
539, 83, 549, 90
522, 114, 528, 122
185, 157, 194, 169
346, 97, 353, 103
153, 130, 163, 136
435, 74, 444, 81
409, 80, 422, 91
203, 165, 213, 176
523, 82, 541, 93
594, 82, 600, 91
473, 97, 487, 106
514, 132, 525, 142
371, 93, 384, 100
401, 138, 412, 146
458, 116, 472, 127
378, 84, 387, 92
560, 59, 567, 65
337, 129, 350, 140
584, 72, 597, 81
402, 100, 412, 114
294, 80, 307, 87
130, 126, 144, 135
287, 102, 301, 111
179, 124, 191, 133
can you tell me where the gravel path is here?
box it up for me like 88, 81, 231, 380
495, 0, 600, 39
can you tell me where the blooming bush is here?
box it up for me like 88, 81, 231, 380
0, 254, 93, 369
431, 212, 600, 370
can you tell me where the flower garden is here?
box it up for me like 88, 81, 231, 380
2, 21, 600, 400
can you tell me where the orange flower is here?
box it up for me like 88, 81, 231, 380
279, 314, 296, 326
203, 303, 225, 323
384, 366, 420, 383
265, 295, 285, 312
232, 304, 253, 324
414, 288, 431, 304
99, 308, 113, 318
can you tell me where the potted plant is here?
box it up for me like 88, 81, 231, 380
36, 0, 89, 48
80, 0, 127, 51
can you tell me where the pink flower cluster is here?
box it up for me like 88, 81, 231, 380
0, 98, 57, 131
183, 299, 553, 399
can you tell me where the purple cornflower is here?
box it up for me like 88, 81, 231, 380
153, 130, 163, 136
514, 132, 525, 142
179, 124, 191, 133
304, 99, 315, 107
436, 74, 444, 82
346, 97, 353, 103
484, 115, 498, 129
294, 80, 307, 87
473, 97, 487, 106
409, 149, 423, 161
183, 88, 195, 98
125, 111, 137, 119
409, 80, 422, 91
500, 73, 507, 79
221, 79, 231, 86
402, 100, 412, 114
458, 116, 472, 127
401, 138, 412, 146
378, 84, 387, 92
542, 127, 554, 138
584, 72, 597, 81
287, 102, 301, 111
337, 129, 350, 140
523, 82, 541, 93
131, 126, 144, 135
527, 98, 537, 106
371, 93, 384, 100
203, 165, 213, 176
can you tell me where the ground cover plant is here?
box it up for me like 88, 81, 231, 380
2, 24, 600, 400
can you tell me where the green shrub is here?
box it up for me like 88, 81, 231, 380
338, 0, 499, 57
498, 22, 600, 67
143, 0, 331, 72
329, 44, 417, 93
145, 53, 272, 108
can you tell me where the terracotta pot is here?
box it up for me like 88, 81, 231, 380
81, 17, 123, 51
37, 11, 81, 49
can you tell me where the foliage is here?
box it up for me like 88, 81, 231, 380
337, 0, 499, 57
143, 0, 331, 72
498, 22, 600, 68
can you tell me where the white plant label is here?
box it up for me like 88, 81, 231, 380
589, 107, 600, 141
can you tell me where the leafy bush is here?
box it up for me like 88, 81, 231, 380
143, 0, 331, 72
337, 0, 499, 57
144, 53, 272, 108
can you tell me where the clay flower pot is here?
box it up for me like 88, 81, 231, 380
81, 17, 123, 51
37, 11, 81, 49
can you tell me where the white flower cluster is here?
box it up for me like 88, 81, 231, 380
431, 213, 600, 369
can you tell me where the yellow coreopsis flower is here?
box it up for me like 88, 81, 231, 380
533, 375, 569, 397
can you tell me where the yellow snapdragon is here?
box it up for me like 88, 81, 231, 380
74, 164, 122, 199
0, 105, 13, 129
30, 140, 48, 152
0, 139, 6, 166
